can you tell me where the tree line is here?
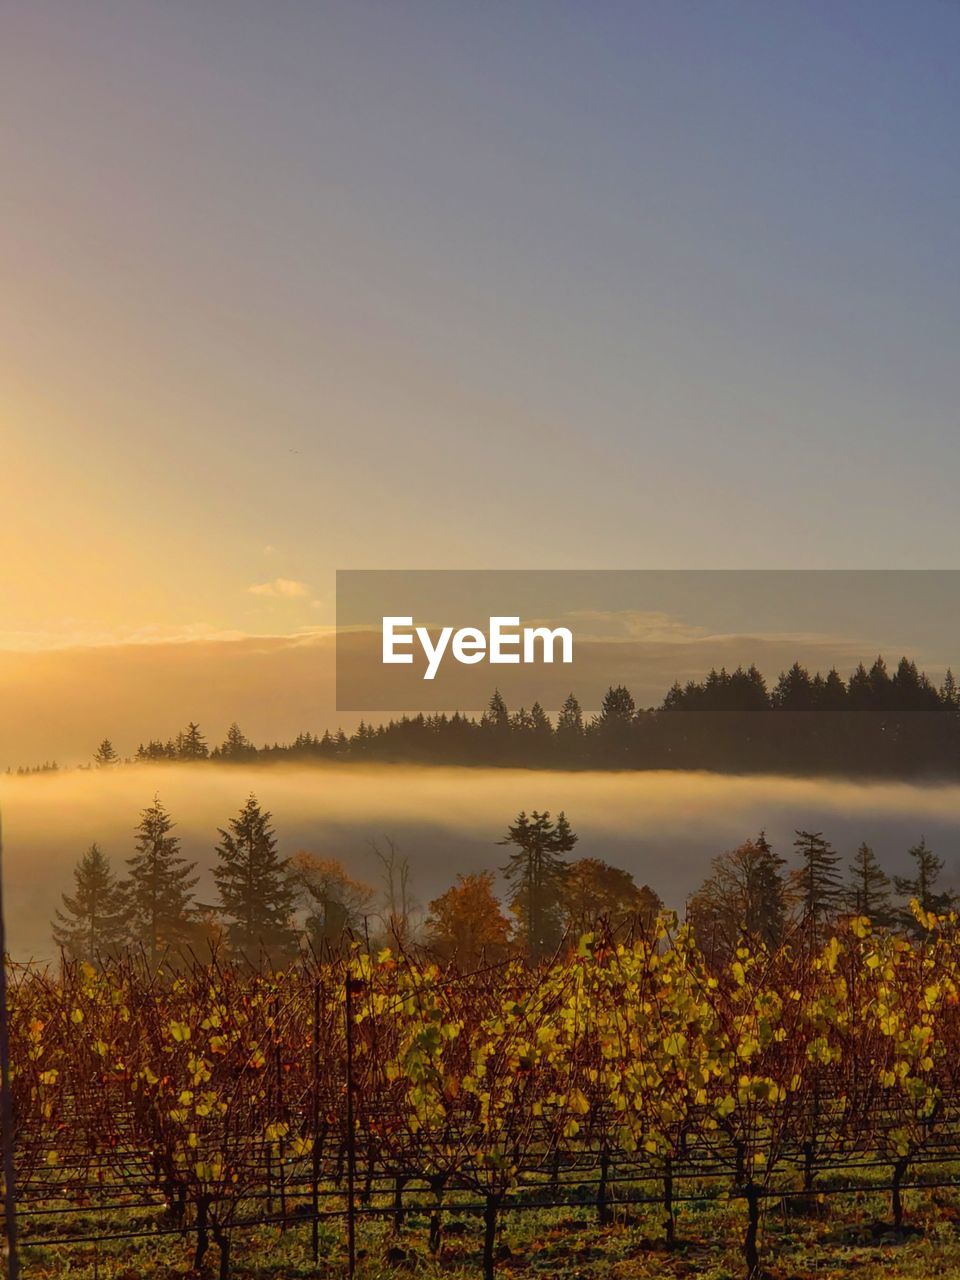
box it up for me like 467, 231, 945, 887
63, 653, 960, 778
51, 797, 663, 969
687, 828, 955, 967
52, 797, 952, 974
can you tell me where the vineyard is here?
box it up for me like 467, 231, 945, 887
8, 910, 960, 1280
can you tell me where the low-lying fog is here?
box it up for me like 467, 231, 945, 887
3, 763, 960, 962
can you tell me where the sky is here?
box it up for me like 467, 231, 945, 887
3, 2, 960, 749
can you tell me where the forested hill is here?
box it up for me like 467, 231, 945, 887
17, 654, 960, 779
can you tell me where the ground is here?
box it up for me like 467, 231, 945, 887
16, 1178, 960, 1279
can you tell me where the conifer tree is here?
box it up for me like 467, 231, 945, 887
847, 842, 893, 925
500, 809, 577, 959
529, 702, 554, 753
482, 690, 510, 736
52, 844, 127, 962
556, 693, 585, 757
214, 794, 296, 959
941, 669, 960, 712
176, 722, 209, 760
791, 830, 843, 946
126, 796, 198, 965
592, 686, 636, 759
894, 836, 954, 930
218, 722, 256, 762
93, 739, 120, 767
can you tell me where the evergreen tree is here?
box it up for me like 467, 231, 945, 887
529, 702, 554, 753
500, 809, 576, 959
556, 693, 585, 759
214, 794, 296, 958
847, 842, 893, 925
593, 686, 636, 759
126, 797, 198, 965
941, 669, 960, 712
176, 722, 209, 760
93, 739, 120, 767
772, 663, 814, 711
481, 690, 510, 738
820, 668, 848, 710
790, 830, 843, 946
218, 722, 256, 762
894, 836, 954, 930
868, 655, 892, 707
557, 693, 584, 737
52, 844, 127, 962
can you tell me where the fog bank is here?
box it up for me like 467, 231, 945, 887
3, 763, 959, 962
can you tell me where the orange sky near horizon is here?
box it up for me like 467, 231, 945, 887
6, 2, 960, 781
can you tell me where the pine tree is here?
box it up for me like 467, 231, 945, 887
941, 669, 960, 712
772, 663, 814, 711
847, 843, 893, 926
592, 686, 636, 759
482, 690, 510, 735
529, 702, 553, 744
556, 693, 585, 760
93, 739, 120, 767
218, 722, 256, 762
500, 809, 576, 960
52, 844, 127, 962
557, 693, 584, 739
894, 836, 954, 931
791, 830, 843, 947
745, 831, 788, 944
214, 794, 296, 959
126, 796, 198, 965
820, 668, 848, 710
176, 722, 209, 761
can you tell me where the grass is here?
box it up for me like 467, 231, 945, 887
14, 1176, 960, 1278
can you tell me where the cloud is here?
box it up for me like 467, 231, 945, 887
247, 578, 310, 599
0, 623, 251, 653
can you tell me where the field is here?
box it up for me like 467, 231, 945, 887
9, 911, 960, 1279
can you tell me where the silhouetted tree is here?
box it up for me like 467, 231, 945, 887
894, 837, 954, 932
126, 797, 198, 965
217, 722, 257, 762
176, 722, 208, 761
772, 662, 814, 711
500, 810, 577, 959
791, 830, 843, 947
593, 686, 636, 760
847, 843, 893, 926
53, 844, 127, 962
214, 795, 295, 958
93, 739, 120, 767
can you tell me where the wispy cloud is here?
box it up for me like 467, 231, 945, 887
247, 578, 310, 599
0, 623, 252, 653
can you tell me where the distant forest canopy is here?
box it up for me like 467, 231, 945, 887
12, 654, 960, 777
